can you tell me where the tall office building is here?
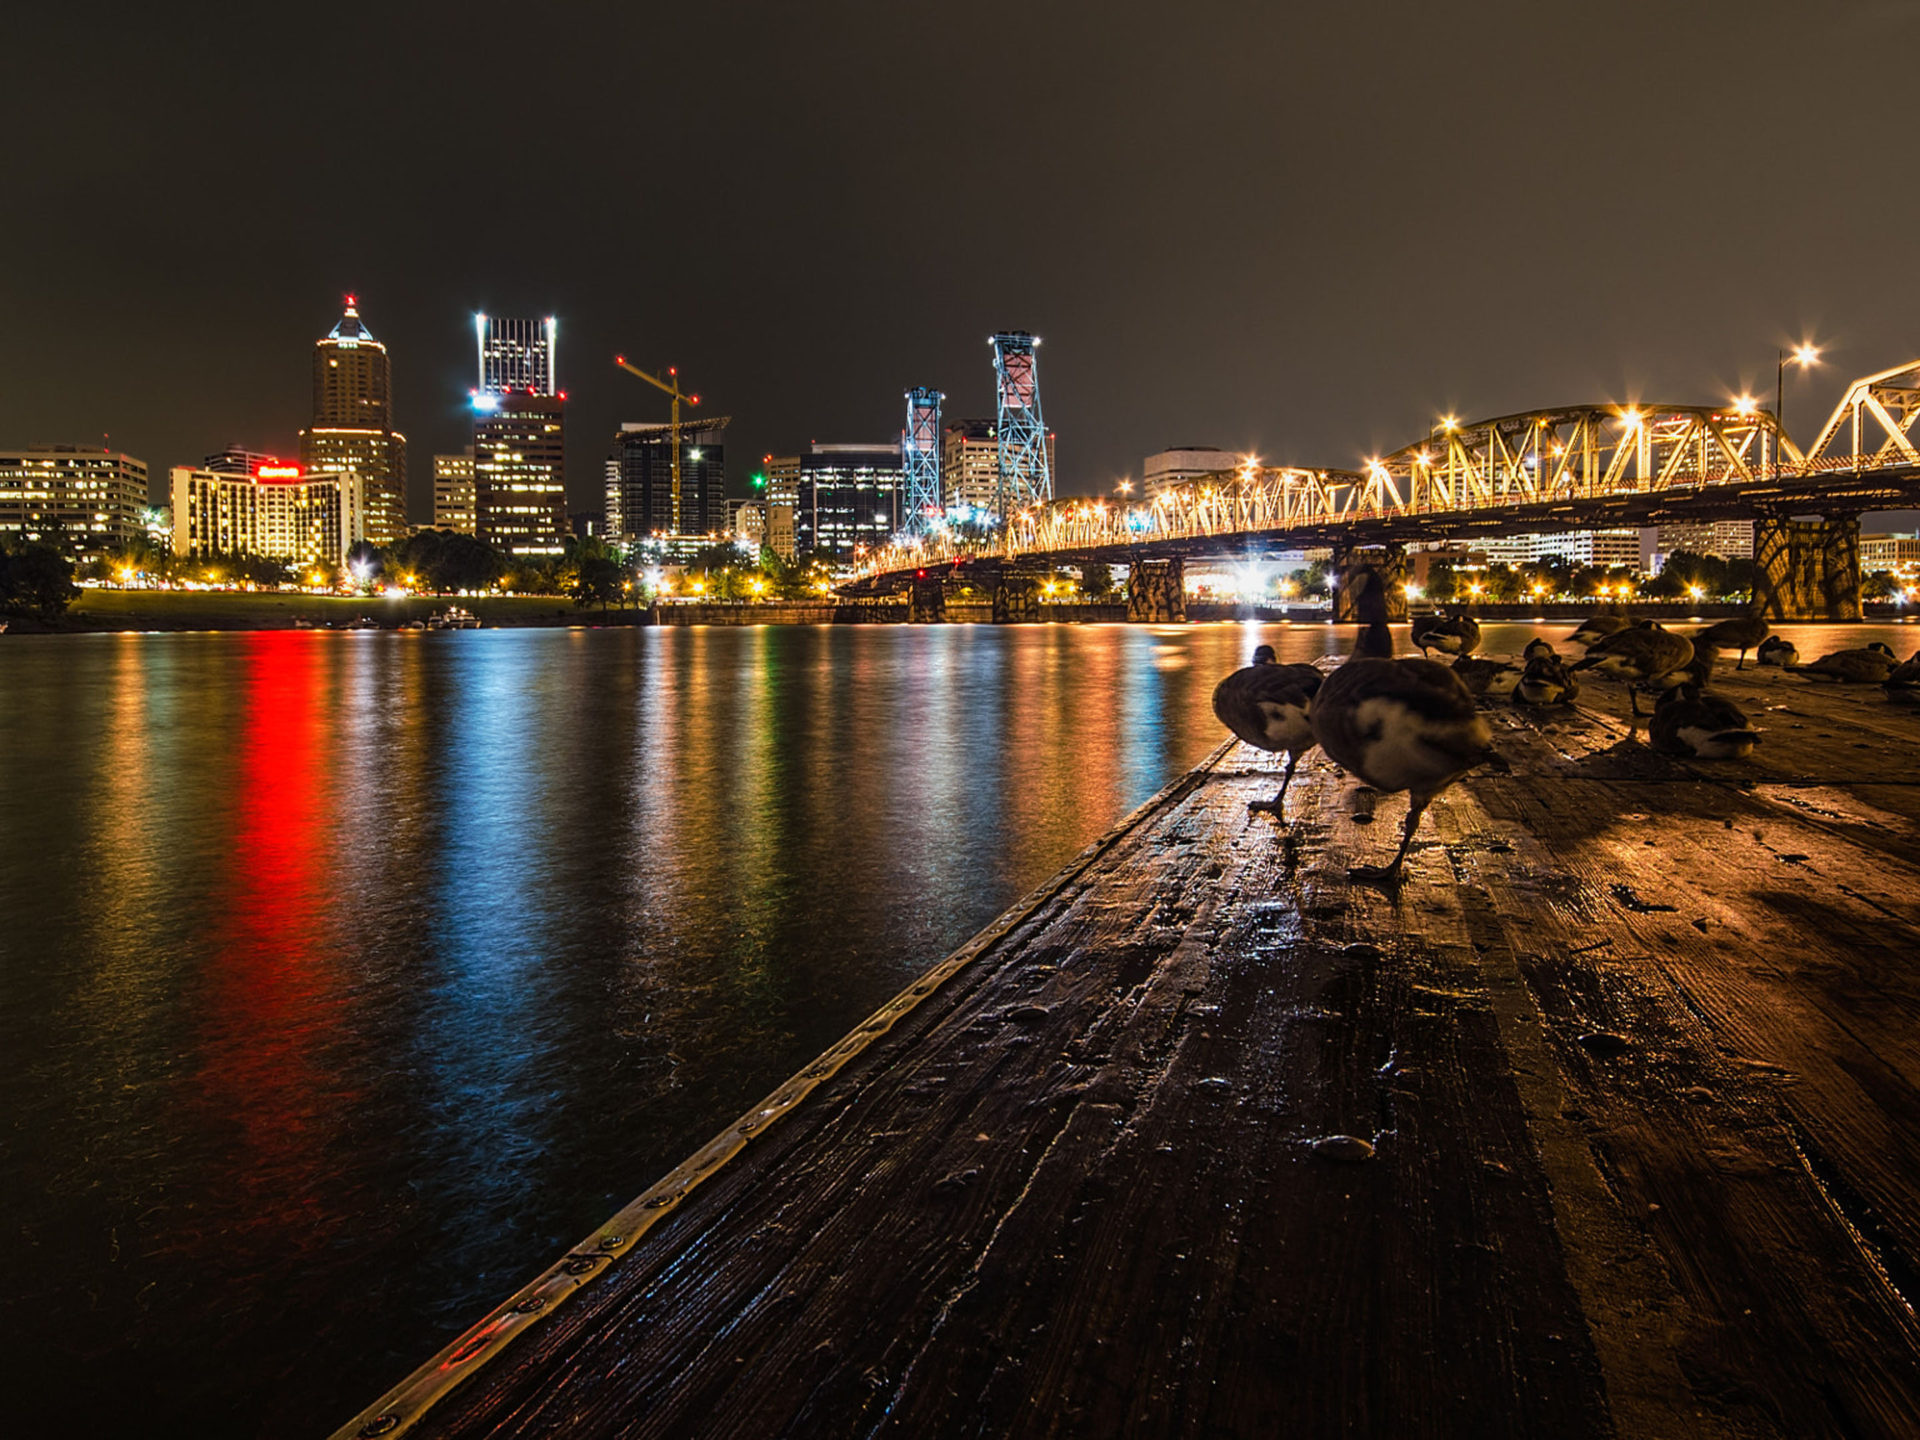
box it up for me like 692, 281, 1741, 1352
472, 314, 566, 556
433, 450, 477, 534
794, 443, 902, 560
298, 296, 408, 545
605, 417, 729, 544
0, 446, 149, 560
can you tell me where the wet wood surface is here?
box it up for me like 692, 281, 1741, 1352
382, 658, 1920, 1440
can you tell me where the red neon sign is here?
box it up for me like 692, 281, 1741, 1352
256, 464, 302, 480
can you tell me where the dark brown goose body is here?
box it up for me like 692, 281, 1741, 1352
1650, 684, 1761, 759
1694, 616, 1770, 670
1513, 654, 1579, 706
1790, 644, 1897, 684
1566, 623, 1695, 713
1309, 657, 1498, 880
1211, 646, 1324, 813
1410, 612, 1482, 658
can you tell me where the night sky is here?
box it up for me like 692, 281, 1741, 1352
5, 1, 1917, 525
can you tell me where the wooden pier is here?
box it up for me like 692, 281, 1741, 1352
339, 660, 1920, 1440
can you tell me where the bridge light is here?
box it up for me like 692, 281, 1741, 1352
1793, 343, 1821, 367
1732, 395, 1757, 416
1440, 415, 1458, 431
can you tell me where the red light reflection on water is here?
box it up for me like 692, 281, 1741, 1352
192, 634, 354, 1248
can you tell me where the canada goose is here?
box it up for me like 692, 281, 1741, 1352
1449, 654, 1524, 697
1885, 655, 1920, 704
1649, 684, 1761, 759
1310, 657, 1501, 881
1522, 637, 1558, 662
1410, 612, 1482, 658
1693, 615, 1770, 671
1513, 653, 1580, 706
1347, 567, 1394, 658
1566, 623, 1695, 714
1756, 635, 1798, 667
1570, 614, 1631, 647
1647, 648, 1714, 696
1790, 644, 1897, 684
1211, 644, 1325, 813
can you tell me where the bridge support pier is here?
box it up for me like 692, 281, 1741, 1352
1753, 516, 1862, 622
1331, 546, 1409, 623
993, 575, 1041, 623
1126, 559, 1187, 622
908, 576, 947, 623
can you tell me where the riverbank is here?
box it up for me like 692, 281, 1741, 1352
10, 590, 1914, 634
11, 590, 597, 632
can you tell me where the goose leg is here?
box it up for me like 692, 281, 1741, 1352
1248, 754, 1300, 815
1349, 793, 1431, 883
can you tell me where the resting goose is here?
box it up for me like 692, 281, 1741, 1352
1649, 684, 1761, 759
1566, 622, 1695, 714
1311, 657, 1501, 881
1522, 637, 1558, 663
1570, 615, 1631, 647
1693, 615, 1770, 671
1789, 643, 1897, 684
1449, 654, 1524, 697
1755, 635, 1798, 667
1211, 644, 1324, 813
1513, 653, 1580, 706
1884, 655, 1920, 705
1410, 611, 1482, 658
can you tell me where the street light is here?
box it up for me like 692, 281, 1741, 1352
1775, 342, 1820, 477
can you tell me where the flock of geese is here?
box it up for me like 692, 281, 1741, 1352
1211, 571, 1920, 881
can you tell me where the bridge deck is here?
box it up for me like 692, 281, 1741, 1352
358, 662, 1920, 1440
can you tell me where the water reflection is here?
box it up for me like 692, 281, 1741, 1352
2, 618, 1914, 1437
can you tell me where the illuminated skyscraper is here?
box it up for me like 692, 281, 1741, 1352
299, 296, 408, 545
472, 313, 566, 556
606, 417, 729, 544
433, 450, 477, 534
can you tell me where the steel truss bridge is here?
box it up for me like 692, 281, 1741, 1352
843, 359, 1920, 595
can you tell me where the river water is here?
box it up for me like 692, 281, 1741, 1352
1, 619, 1911, 1436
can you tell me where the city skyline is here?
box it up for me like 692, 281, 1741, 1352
7, 4, 1919, 530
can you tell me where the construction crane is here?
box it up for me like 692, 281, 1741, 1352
614, 355, 702, 532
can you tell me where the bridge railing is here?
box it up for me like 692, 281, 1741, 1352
859, 362, 1920, 583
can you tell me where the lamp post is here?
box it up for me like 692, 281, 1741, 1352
1775, 343, 1820, 479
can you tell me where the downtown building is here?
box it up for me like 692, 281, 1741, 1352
1653, 519, 1754, 564
299, 298, 408, 546
604, 417, 729, 548
169, 461, 365, 567
794, 442, 902, 561
1144, 446, 1238, 497
433, 449, 476, 534
0, 446, 149, 560
1479, 529, 1641, 571
942, 419, 1057, 521
472, 315, 566, 556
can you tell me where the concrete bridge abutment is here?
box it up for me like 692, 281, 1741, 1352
1331, 545, 1409, 623
908, 577, 947, 623
993, 575, 1042, 623
1126, 559, 1187, 622
1753, 516, 1862, 622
